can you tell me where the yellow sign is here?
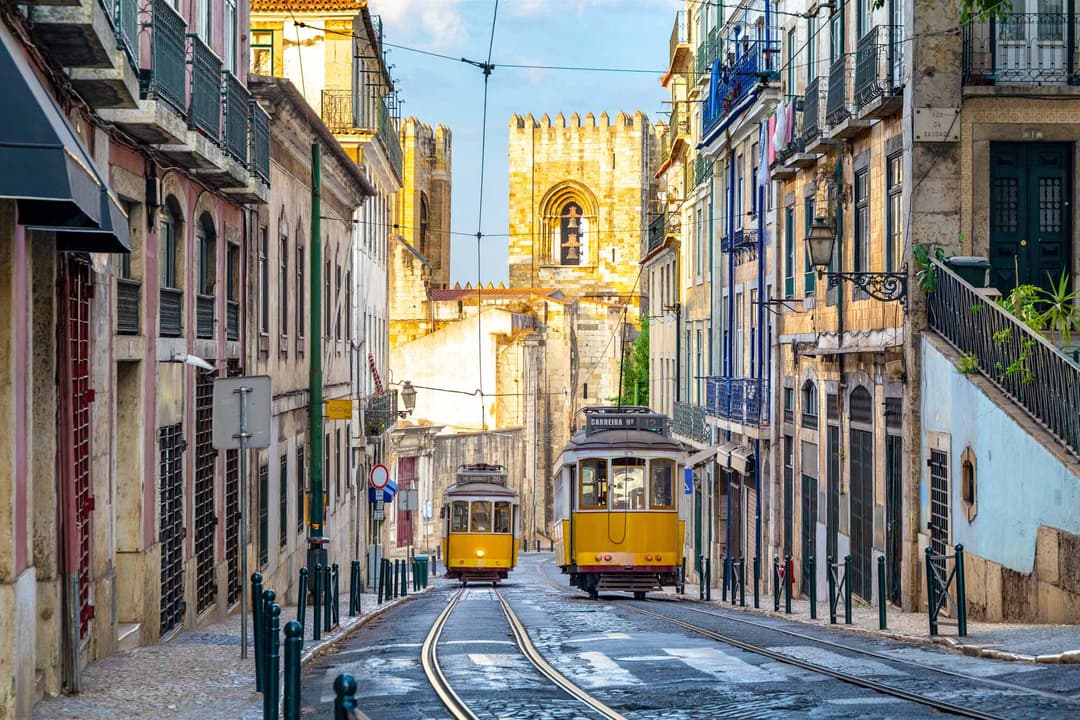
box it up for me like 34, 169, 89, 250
325, 398, 352, 420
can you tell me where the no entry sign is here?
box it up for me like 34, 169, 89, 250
369, 463, 390, 490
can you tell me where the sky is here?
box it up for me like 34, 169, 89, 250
370, 0, 681, 285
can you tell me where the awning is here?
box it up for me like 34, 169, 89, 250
731, 446, 755, 475
686, 445, 720, 468
0, 24, 129, 252
715, 442, 739, 470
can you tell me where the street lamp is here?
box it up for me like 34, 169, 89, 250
805, 216, 907, 304
399, 380, 417, 415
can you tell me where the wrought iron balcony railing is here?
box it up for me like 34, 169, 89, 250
320, 89, 353, 134
963, 12, 1080, 85
116, 278, 140, 335
365, 391, 398, 436
705, 377, 770, 427
196, 294, 215, 338
802, 78, 826, 144
673, 401, 710, 443
376, 98, 403, 180
223, 72, 249, 164
927, 259, 1080, 458
648, 213, 666, 252
145, 0, 187, 113
226, 300, 239, 341
251, 101, 270, 183
114, 0, 139, 67
188, 35, 222, 139
826, 55, 853, 126
702, 39, 780, 137
160, 288, 183, 337
855, 25, 904, 109
670, 10, 688, 63
693, 154, 714, 188
695, 25, 721, 78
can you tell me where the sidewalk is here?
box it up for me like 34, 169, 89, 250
32, 583, 433, 720
686, 587, 1080, 664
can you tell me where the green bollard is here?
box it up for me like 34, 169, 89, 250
312, 564, 323, 641
705, 557, 711, 602
282, 621, 303, 720
739, 556, 746, 607
925, 547, 937, 636
843, 555, 852, 625
324, 562, 333, 631
384, 558, 393, 601
698, 555, 705, 600
393, 559, 399, 599
333, 674, 359, 720
331, 563, 340, 628
377, 558, 384, 604
753, 556, 760, 609
722, 556, 730, 602
296, 567, 308, 635
401, 558, 408, 597
261, 589, 276, 690
349, 560, 360, 616
955, 544, 967, 637
263, 603, 281, 720
827, 555, 837, 624
252, 573, 264, 692
809, 556, 817, 620
773, 555, 781, 611
877, 555, 887, 630
784, 555, 792, 614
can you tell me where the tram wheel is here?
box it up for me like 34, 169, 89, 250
633, 591, 646, 600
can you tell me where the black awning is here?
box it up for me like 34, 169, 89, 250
0, 24, 129, 253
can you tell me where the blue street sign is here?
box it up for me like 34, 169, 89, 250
368, 486, 394, 504
684, 468, 693, 495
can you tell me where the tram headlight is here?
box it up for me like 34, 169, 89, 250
476, 549, 485, 558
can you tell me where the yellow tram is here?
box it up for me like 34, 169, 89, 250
553, 406, 686, 599
441, 463, 520, 585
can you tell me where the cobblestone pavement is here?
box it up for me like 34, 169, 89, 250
671, 584, 1080, 663
31, 586, 430, 720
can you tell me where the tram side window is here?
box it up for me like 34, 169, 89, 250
650, 459, 675, 509
451, 501, 469, 532
494, 501, 512, 533
611, 458, 646, 510
471, 500, 492, 532
579, 459, 608, 509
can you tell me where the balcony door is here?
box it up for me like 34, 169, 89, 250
996, 1, 1069, 83
989, 142, 1071, 293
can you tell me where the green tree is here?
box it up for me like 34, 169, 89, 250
617, 321, 649, 407
873, 0, 1009, 20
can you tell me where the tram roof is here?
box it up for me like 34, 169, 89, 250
562, 427, 685, 453
444, 481, 519, 498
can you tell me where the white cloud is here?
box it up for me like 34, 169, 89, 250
369, 0, 470, 50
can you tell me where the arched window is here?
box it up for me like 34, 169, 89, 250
801, 380, 818, 428
558, 201, 585, 265
540, 183, 597, 267
419, 193, 430, 260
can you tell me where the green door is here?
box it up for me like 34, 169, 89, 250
989, 143, 1071, 293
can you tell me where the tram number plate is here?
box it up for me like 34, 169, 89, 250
374, 498, 385, 521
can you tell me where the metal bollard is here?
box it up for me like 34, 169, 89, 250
698, 555, 705, 600
550, 539, 554, 552
324, 562, 333, 631
925, 547, 937, 636
313, 564, 323, 641
680, 557, 686, 595
350, 560, 361, 616
536, 539, 540, 553
722, 555, 730, 602
739, 556, 746, 607
333, 674, 359, 720
384, 558, 393, 601
252, 573, 264, 691
377, 558, 385, 604
785, 555, 793, 614
773, 555, 781, 612
331, 563, 340, 627
282, 621, 303, 720
809, 556, 817, 620
261, 589, 276, 692
705, 557, 712, 601
753, 556, 760, 609
827, 555, 837, 624
843, 555, 853, 625
956, 544, 968, 638
877, 555, 887, 630
393, 559, 399, 599
297, 567, 309, 634
263, 603, 281, 720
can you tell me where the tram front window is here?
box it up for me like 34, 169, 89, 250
471, 500, 493, 532
579, 459, 608, 509
451, 501, 469, 532
650, 459, 675, 509
494, 501, 512, 533
611, 458, 646, 510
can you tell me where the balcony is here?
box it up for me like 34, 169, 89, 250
963, 12, 1080, 86
702, 39, 780, 138
648, 213, 666, 253
188, 36, 221, 139
826, 55, 871, 139
695, 25, 721, 80
160, 288, 183, 337
855, 26, 904, 118
116, 278, 140, 335
722, 227, 759, 264
26, 0, 140, 108
668, 11, 691, 74
226, 300, 239, 341
673, 401, 709, 444
196, 294, 215, 339
320, 89, 403, 182
802, 78, 827, 148
692, 154, 714, 189
705, 377, 770, 428
365, 391, 398, 436
223, 73, 249, 164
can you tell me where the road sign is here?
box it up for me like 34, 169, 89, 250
369, 463, 390, 490
374, 497, 385, 521
683, 467, 693, 495
212, 376, 272, 449
368, 486, 394, 503
399, 488, 419, 512
325, 398, 352, 420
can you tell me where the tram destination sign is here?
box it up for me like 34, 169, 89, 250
586, 411, 665, 435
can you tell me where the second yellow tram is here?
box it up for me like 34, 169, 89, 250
441, 463, 520, 585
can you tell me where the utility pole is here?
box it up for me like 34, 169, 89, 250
308, 143, 328, 572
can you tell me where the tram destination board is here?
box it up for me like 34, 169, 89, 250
585, 409, 666, 435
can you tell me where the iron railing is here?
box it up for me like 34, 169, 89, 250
377, 99, 402, 180
963, 12, 1080, 85
673, 401, 710, 443
705, 377, 769, 427
670, 10, 688, 62
365, 391, 398, 436
146, 0, 187, 113
251, 101, 270, 183
803, 78, 826, 144
116, 278, 140, 335
115, 0, 139, 67
695, 25, 721, 78
722, 227, 758, 253
160, 288, 183, 337
926, 259, 1080, 458
692, 154, 714, 188
670, 100, 690, 139
320, 89, 353, 133
702, 39, 780, 137
196, 294, 215, 338
226, 300, 240, 341
648, 213, 666, 252
188, 35, 222, 139
855, 25, 904, 109
223, 72, 249, 163
826, 55, 853, 126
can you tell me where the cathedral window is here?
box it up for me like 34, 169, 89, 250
558, 202, 586, 265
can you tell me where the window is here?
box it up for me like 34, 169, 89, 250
558, 201, 584, 265
695, 207, 703, 281
279, 231, 288, 338
808, 15, 817, 83
345, 271, 352, 341
324, 259, 331, 337
296, 445, 305, 532
335, 428, 342, 501
195, 0, 210, 43
258, 464, 268, 567
802, 380, 819, 428
451, 501, 469, 532
787, 27, 796, 92
886, 153, 902, 272
494, 502, 512, 533
611, 458, 646, 510
857, 0, 869, 40
735, 154, 744, 228
296, 240, 305, 341
784, 206, 795, 297
224, 0, 238, 73
324, 432, 331, 509
650, 459, 675, 509
161, 205, 178, 289
252, 31, 274, 75
335, 263, 342, 340
830, 0, 845, 61
197, 224, 214, 295
227, 244, 239, 302
695, 328, 703, 403
470, 501, 492, 532
419, 194, 430, 259
750, 143, 759, 215
804, 198, 816, 293
961, 447, 977, 521
259, 227, 269, 334
784, 386, 795, 423
279, 453, 288, 548
578, 459, 608, 509
854, 168, 869, 275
